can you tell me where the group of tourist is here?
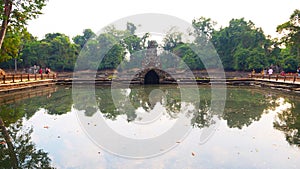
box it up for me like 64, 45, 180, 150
253, 67, 300, 77
24, 65, 51, 74
38, 67, 51, 74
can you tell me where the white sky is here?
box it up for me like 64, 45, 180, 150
27, 0, 300, 39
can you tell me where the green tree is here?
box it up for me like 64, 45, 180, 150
20, 37, 42, 68
19, 33, 78, 71
76, 24, 150, 71
0, 28, 22, 62
99, 44, 125, 69
172, 43, 204, 70
192, 17, 216, 44
162, 27, 183, 51
212, 18, 269, 71
277, 9, 300, 62
42, 33, 78, 70
73, 29, 96, 49
0, 0, 48, 51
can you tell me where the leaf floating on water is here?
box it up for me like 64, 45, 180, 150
176, 141, 181, 143
44, 126, 49, 129
192, 152, 195, 156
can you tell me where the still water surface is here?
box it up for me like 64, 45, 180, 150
0, 85, 300, 169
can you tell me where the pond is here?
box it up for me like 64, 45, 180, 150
0, 85, 300, 169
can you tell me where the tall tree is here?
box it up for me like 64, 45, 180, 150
0, 0, 48, 51
73, 29, 96, 49
192, 17, 216, 44
162, 26, 183, 51
0, 27, 33, 63
212, 18, 269, 71
41, 33, 78, 71
277, 9, 300, 63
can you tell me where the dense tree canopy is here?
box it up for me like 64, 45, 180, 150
277, 9, 300, 64
0, 9, 299, 73
211, 18, 269, 71
0, 0, 48, 60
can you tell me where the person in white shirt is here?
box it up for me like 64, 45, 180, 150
268, 68, 273, 75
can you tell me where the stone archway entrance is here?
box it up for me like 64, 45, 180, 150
144, 70, 159, 84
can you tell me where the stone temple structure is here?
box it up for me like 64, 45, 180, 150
142, 40, 161, 69
136, 40, 174, 84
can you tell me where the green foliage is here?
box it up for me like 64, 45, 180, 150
172, 43, 204, 70
20, 33, 78, 71
192, 16, 216, 44
2, 0, 48, 28
277, 9, 300, 61
73, 29, 96, 49
282, 55, 298, 72
0, 0, 48, 55
162, 27, 183, 51
0, 29, 21, 62
1, 10, 300, 73
76, 24, 150, 71
99, 44, 125, 70
0, 120, 55, 168
212, 18, 270, 71
0, 28, 32, 62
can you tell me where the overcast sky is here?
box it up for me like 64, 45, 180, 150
27, 0, 300, 39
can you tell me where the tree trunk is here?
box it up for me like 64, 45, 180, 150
0, 0, 13, 50
0, 117, 19, 168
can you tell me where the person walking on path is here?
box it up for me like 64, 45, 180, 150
39, 68, 43, 74
268, 67, 273, 75
46, 67, 51, 74
263, 68, 267, 76
297, 67, 300, 77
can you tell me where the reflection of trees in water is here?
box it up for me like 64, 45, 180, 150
191, 99, 214, 128
42, 88, 73, 115
0, 87, 70, 168
74, 85, 203, 122
0, 120, 55, 169
88, 85, 213, 126
0, 104, 26, 127
0, 86, 73, 127
2, 85, 300, 150
128, 86, 182, 116
222, 88, 273, 129
274, 101, 300, 147
95, 85, 183, 121
74, 86, 276, 130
